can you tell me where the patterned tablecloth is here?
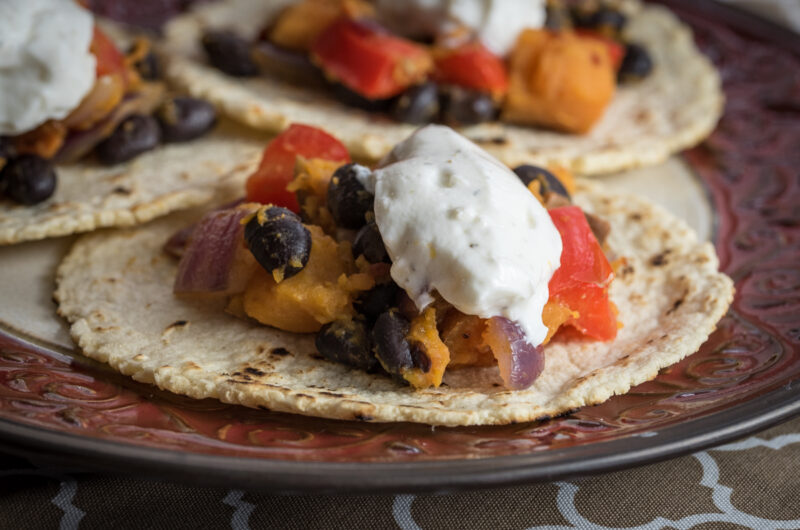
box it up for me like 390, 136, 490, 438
2, 416, 800, 529
3, 1, 800, 529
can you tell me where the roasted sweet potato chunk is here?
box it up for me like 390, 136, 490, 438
502, 30, 615, 134
243, 225, 373, 332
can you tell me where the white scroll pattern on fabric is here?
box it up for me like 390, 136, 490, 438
392, 433, 800, 530
0, 470, 85, 529
394, 495, 424, 530
223, 489, 255, 530
52, 477, 84, 530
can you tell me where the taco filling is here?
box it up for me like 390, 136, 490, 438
170, 124, 618, 390
0, 0, 217, 206
192, 0, 652, 134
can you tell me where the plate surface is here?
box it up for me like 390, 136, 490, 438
1, 0, 799, 493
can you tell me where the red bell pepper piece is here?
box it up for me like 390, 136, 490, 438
548, 205, 617, 341
575, 30, 625, 71
245, 124, 350, 212
434, 42, 509, 97
311, 18, 432, 100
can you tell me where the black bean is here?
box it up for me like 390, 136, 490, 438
513, 164, 571, 200
372, 309, 413, 379
202, 30, 259, 77
0, 155, 56, 205
353, 222, 390, 264
391, 82, 440, 124
0, 137, 15, 162
156, 97, 217, 142
315, 318, 379, 372
327, 163, 374, 229
572, 6, 627, 37
331, 83, 395, 113
439, 85, 498, 126
244, 206, 310, 281
0, 138, 13, 193
355, 282, 400, 323
618, 43, 653, 83
95, 114, 161, 165
256, 205, 301, 222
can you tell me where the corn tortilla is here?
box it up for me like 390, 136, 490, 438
55, 182, 734, 426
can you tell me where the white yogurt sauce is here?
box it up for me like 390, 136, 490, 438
375, 0, 546, 56
364, 125, 562, 345
0, 0, 96, 135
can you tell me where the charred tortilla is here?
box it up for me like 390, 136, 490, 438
161, 0, 723, 174
55, 182, 733, 426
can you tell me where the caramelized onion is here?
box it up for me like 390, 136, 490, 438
483, 317, 544, 390
11, 121, 67, 159
55, 82, 165, 163
62, 74, 126, 131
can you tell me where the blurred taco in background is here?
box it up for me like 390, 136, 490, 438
0, 0, 265, 245
161, 0, 723, 174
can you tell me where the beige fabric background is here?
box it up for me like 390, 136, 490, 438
2, 416, 800, 529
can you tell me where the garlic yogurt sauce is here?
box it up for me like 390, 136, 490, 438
361, 125, 562, 346
0, 0, 96, 135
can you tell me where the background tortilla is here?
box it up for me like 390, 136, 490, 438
162, 0, 723, 174
0, 121, 265, 245
55, 183, 734, 426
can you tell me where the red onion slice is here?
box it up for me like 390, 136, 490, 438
164, 198, 245, 259
173, 205, 258, 296
163, 224, 196, 259
484, 317, 544, 390
252, 41, 326, 87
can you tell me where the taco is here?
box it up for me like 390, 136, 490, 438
0, 0, 265, 245
55, 124, 733, 426
161, 0, 722, 174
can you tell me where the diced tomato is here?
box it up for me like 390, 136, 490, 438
310, 18, 432, 100
434, 42, 509, 97
90, 27, 126, 79
575, 30, 625, 71
245, 124, 351, 212
548, 205, 617, 341
549, 284, 618, 340
549, 206, 614, 291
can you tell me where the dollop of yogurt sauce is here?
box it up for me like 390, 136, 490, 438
362, 125, 562, 345
375, 0, 546, 56
0, 0, 96, 135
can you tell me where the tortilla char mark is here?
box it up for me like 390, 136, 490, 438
650, 248, 673, 266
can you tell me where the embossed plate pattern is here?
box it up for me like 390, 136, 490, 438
0, 0, 799, 493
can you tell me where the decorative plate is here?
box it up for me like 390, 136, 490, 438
1, 0, 799, 493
